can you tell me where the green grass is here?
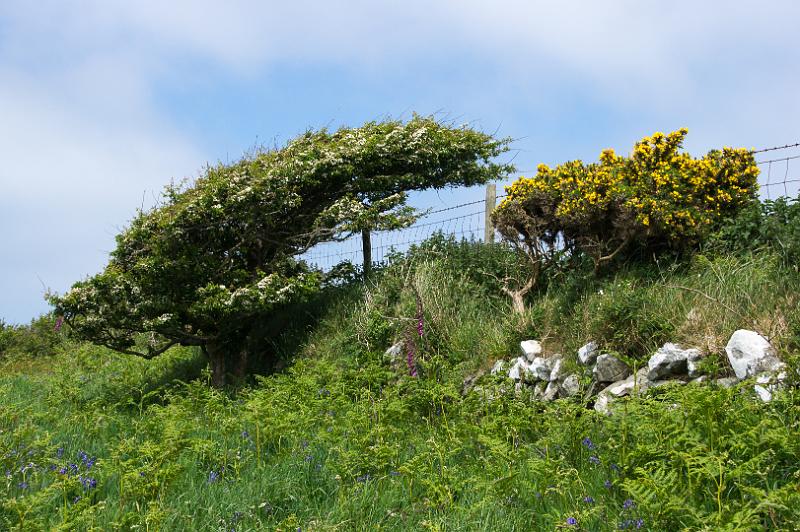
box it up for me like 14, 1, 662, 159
2, 243, 799, 530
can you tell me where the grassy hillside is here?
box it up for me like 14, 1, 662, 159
2, 232, 800, 530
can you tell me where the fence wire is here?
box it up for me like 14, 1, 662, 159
304, 141, 800, 271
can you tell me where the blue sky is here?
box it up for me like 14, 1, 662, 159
1, 1, 799, 323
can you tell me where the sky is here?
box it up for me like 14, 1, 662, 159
1, 1, 799, 324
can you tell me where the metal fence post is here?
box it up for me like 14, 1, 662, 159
484, 184, 496, 243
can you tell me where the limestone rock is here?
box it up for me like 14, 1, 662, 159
529, 356, 553, 381
520, 340, 543, 362
725, 330, 785, 380
754, 384, 772, 402
490, 360, 506, 375
560, 374, 581, 397
687, 350, 705, 378
548, 358, 564, 382
592, 354, 631, 383
714, 377, 739, 388
647, 343, 695, 380
384, 341, 403, 362
578, 341, 599, 366
593, 369, 649, 414
543, 380, 560, 401
507, 357, 530, 381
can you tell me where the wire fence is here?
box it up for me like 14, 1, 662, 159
303, 141, 800, 271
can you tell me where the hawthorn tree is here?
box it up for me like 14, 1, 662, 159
49, 116, 512, 386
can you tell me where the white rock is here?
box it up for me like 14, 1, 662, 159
592, 354, 631, 383
725, 330, 785, 380
754, 384, 772, 402
520, 340, 543, 362
543, 380, 559, 401
491, 360, 506, 375
507, 357, 529, 381
578, 342, 599, 366
560, 374, 581, 397
548, 358, 564, 382
529, 357, 553, 381
593, 369, 649, 415
594, 392, 612, 415
384, 342, 403, 362
687, 349, 705, 378
690, 375, 708, 384
715, 377, 739, 388
647, 343, 694, 380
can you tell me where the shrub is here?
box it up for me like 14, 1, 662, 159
708, 194, 800, 268
493, 129, 760, 282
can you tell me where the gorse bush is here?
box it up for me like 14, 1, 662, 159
493, 129, 760, 283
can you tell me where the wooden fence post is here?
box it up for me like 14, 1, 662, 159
362, 228, 372, 277
484, 184, 496, 243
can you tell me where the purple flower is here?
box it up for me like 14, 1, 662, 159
566, 517, 577, 526
58, 467, 67, 475
582, 437, 596, 450
208, 470, 220, 483
241, 430, 250, 439
583, 495, 595, 504
611, 463, 621, 472
589, 455, 601, 465
304, 455, 313, 462
635, 518, 644, 529
56, 447, 64, 458
18, 481, 28, 490
54, 316, 64, 332
623, 498, 635, 510
604, 479, 612, 488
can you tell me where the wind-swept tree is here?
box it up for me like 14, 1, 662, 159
49, 116, 512, 386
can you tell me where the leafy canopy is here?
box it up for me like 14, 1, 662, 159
49, 116, 512, 371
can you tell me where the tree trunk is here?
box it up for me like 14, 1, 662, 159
232, 348, 249, 380
204, 344, 227, 388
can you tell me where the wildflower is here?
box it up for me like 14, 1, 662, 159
589, 455, 601, 465
56, 447, 64, 458
583, 495, 595, 504
73, 496, 81, 504
18, 481, 28, 490
208, 470, 220, 483
69, 464, 79, 474
566, 517, 578, 526
58, 467, 67, 475
54, 316, 64, 331
623, 498, 635, 510
611, 463, 621, 472
635, 518, 644, 529
604, 479, 612, 488
582, 437, 596, 450
241, 430, 250, 439
304, 455, 313, 462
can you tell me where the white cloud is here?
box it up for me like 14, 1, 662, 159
1, 0, 798, 321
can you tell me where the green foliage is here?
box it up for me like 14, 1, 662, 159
0, 314, 67, 359
48, 116, 512, 386
3, 227, 800, 529
708, 194, 800, 268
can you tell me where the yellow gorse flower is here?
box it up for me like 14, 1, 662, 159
496, 128, 759, 245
